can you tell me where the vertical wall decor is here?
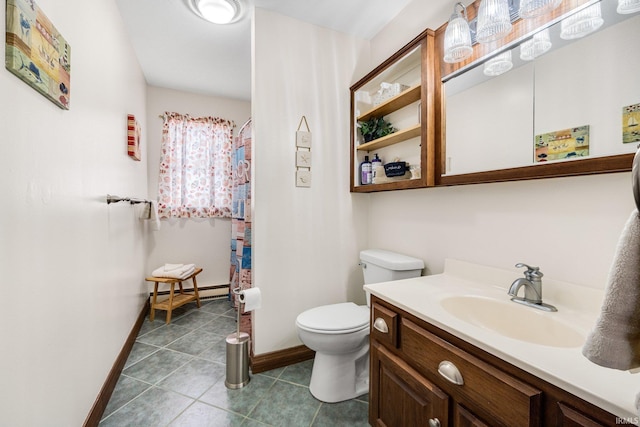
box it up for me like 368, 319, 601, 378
295, 116, 312, 187
5, 0, 71, 109
127, 114, 141, 161
623, 103, 640, 144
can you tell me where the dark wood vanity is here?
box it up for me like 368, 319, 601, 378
369, 295, 620, 426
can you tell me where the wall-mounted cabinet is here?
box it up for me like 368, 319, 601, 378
350, 29, 436, 193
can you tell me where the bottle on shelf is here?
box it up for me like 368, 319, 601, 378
360, 155, 372, 185
371, 153, 382, 182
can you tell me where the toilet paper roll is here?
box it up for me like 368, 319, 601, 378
239, 287, 262, 313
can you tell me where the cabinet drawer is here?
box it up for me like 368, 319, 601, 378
371, 303, 398, 348
401, 318, 542, 427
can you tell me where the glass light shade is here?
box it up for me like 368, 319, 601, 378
443, 13, 473, 63
519, 29, 552, 60
617, 0, 640, 14
519, 0, 562, 19
560, 3, 604, 40
483, 50, 513, 76
191, 0, 240, 24
476, 0, 513, 44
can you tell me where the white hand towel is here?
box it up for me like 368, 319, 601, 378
152, 263, 196, 279
163, 264, 184, 271
141, 201, 161, 231
582, 210, 640, 370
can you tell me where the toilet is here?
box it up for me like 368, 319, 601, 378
295, 249, 424, 403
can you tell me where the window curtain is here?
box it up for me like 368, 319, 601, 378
158, 112, 234, 219
230, 119, 252, 337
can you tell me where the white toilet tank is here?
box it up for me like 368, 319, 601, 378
360, 249, 424, 284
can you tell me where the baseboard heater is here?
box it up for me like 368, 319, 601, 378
149, 284, 230, 302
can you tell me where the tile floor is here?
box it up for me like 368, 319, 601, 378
100, 298, 370, 426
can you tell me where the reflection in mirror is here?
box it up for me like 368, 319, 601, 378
444, 0, 640, 177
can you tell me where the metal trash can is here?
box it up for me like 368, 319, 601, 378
225, 332, 250, 389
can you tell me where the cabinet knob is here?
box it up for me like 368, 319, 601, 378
428, 418, 441, 427
438, 360, 464, 385
373, 317, 389, 333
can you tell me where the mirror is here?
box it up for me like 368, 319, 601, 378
441, 0, 639, 182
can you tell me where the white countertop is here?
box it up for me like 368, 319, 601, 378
364, 259, 639, 423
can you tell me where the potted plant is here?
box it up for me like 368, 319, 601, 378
358, 117, 395, 143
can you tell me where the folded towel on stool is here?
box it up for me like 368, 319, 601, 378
152, 263, 196, 279
582, 210, 640, 370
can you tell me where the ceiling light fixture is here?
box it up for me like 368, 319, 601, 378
186, 0, 242, 25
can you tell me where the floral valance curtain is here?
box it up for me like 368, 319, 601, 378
158, 112, 234, 219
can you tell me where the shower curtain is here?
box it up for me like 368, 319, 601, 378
230, 119, 252, 338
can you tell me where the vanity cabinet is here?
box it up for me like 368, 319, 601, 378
350, 29, 436, 193
370, 297, 619, 427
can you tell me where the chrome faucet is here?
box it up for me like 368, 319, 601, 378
508, 263, 557, 312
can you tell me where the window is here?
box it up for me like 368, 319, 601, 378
157, 112, 234, 219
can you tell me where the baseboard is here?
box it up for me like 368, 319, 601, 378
250, 345, 315, 374
83, 300, 149, 427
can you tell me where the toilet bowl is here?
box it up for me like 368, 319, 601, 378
295, 249, 424, 403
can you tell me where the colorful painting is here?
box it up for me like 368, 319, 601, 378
5, 0, 71, 109
127, 114, 141, 161
622, 103, 640, 144
534, 125, 590, 163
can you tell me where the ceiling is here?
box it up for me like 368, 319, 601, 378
114, 0, 415, 101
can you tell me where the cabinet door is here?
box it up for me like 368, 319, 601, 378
455, 405, 489, 427
557, 403, 608, 427
371, 341, 449, 427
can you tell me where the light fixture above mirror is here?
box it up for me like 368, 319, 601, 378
560, 2, 604, 39
483, 50, 513, 76
186, 0, 243, 24
617, 0, 640, 14
519, 0, 562, 19
476, 0, 513, 43
443, 2, 474, 63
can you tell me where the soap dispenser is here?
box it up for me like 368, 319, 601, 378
371, 153, 382, 182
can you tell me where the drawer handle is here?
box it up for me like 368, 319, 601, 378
438, 361, 464, 385
373, 317, 389, 333
428, 418, 441, 427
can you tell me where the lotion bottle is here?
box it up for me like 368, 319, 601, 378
360, 156, 372, 185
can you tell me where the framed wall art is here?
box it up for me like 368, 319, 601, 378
5, 0, 71, 109
127, 114, 141, 161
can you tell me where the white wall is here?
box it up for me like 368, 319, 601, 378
252, 8, 370, 354
145, 86, 251, 289
0, 0, 148, 425
366, 2, 636, 289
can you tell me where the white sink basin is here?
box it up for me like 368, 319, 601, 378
440, 295, 584, 348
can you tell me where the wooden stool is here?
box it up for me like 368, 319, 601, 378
145, 267, 202, 324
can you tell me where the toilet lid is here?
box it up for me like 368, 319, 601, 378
296, 302, 369, 333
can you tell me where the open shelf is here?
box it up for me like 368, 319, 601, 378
357, 85, 421, 122
356, 124, 421, 152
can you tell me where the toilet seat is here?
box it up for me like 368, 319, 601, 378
296, 302, 369, 334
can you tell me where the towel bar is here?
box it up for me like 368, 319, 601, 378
106, 194, 151, 205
